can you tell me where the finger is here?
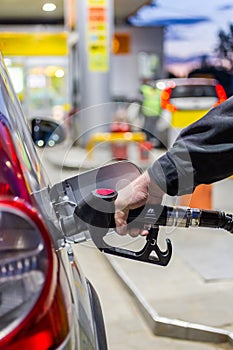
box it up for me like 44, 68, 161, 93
115, 209, 128, 235
115, 223, 128, 236
127, 228, 141, 237
115, 211, 127, 227
140, 229, 149, 236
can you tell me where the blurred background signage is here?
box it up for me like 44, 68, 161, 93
0, 32, 68, 56
87, 0, 109, 72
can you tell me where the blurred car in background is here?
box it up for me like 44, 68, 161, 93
155, 77, 227, 147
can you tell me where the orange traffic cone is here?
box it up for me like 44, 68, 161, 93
178, 184, 212, 210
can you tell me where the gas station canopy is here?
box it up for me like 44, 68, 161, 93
0, 0, 149, 25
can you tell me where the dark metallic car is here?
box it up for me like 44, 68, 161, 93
0, 52, 113, 349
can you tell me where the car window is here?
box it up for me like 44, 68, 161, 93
171, 85, 217, 98
0, 57, 50, 192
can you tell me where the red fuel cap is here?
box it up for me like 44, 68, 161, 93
94, 188, 118, 201
95, 188, 115, 196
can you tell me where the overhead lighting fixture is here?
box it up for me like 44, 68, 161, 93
55, 68, 65, 78
42, 3, 57, 12
4, 58, 12, 66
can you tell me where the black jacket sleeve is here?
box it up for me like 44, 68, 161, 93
148, 96, 233, 196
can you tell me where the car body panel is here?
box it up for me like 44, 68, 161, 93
171, 109, 208, 128
0, 52, 107, 349
170, 97, 217, 111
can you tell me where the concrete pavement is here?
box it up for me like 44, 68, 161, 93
42, 142, 233, 348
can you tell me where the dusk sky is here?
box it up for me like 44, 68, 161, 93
128, 0, 233, 75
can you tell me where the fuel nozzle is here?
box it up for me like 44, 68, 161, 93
74, 189, 174, 266
74, 188, 118, 229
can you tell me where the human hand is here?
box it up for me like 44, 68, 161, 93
114, 170, 164, 237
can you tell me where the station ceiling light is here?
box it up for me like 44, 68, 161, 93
42, 2, 57, 12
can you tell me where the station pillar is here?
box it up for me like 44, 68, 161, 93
76, 0, 113, 146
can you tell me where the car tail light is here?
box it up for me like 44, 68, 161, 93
0, 118, 70, 348
213, 84, 227, 107
161, 87, 177, 112
0, 199, 70, 350
0, 119, 31, 202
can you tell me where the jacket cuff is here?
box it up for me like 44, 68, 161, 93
148, 153, 195, 196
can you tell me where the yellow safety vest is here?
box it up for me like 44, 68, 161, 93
141, 84, 161, 117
